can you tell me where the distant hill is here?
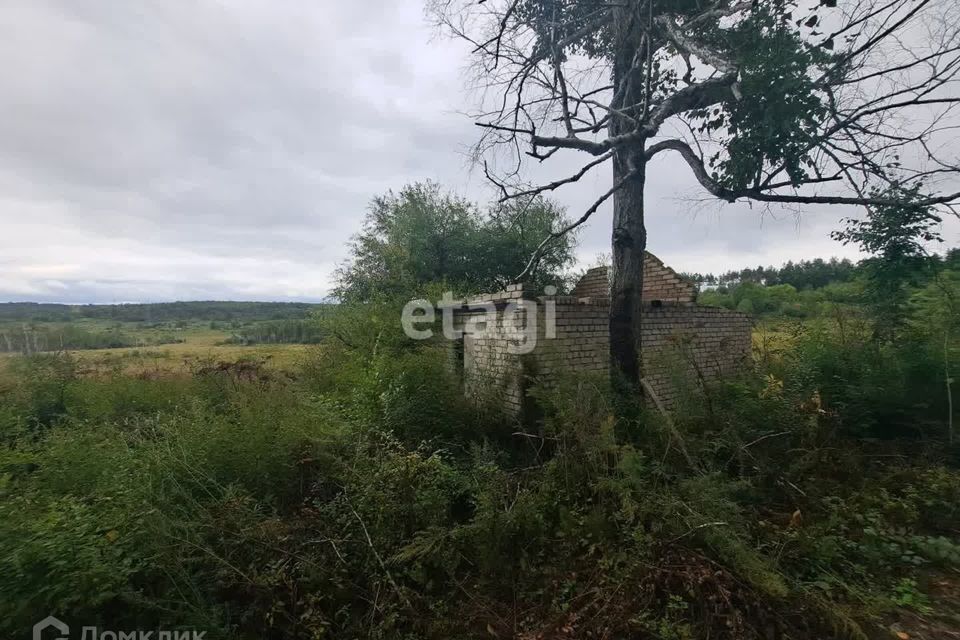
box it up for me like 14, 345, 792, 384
0, 301, 334, 323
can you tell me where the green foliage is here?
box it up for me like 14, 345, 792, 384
832, 184, 943, 332
771, 315, 949, 438
0, 354, 79, 436
221, 318, 326, 345
695, 251, 959, 337
710, 7, 830, 190
833, 185, 942, 265
891, 578, 932, 614
910, 270, 960, 338
334, 181, 576, 302
0, 323, 182, 354
687, 256, 859, 290
0, 494, 140, 624
0, 301, 327, 323
0, 286, 958, 638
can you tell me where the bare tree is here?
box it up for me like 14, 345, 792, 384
431, 0, 960, 391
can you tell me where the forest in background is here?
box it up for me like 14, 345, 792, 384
690, 249, 960, 317
0, 301, 326, 324
0, 302, 335, 354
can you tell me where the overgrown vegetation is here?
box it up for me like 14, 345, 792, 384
4, 0, 959, 634
2, 170, 956, 637
2, 174, 957, 638
220, 319, 328, 346
693, 250, 959, 319
2, 268, 958, 638
0, 302, 338, 354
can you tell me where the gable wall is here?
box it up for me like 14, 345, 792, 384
571, 253, 697, 304
451, 253, 748, 418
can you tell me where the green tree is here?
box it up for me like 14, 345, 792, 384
334, 182, 575, 301
832, 184, 943, 335
433, 0, 960, 394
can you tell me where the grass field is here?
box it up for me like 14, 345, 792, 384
0, 323, 313, 376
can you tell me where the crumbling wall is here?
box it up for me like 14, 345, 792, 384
642, 254, 697, 304
571, 253, 696, 304
640, 306, 752, 409
523, 303, 750, 410
452, 253, 749, 417
453, 285, 532, 414
570, 267, 609, 299
454, 301, 751, 416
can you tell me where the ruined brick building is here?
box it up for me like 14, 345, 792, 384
450, 252, 752, 416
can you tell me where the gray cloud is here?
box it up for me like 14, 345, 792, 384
0, 0, 956, 303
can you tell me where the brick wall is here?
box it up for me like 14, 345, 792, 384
571, 252, 697, 304
570, 267, 609, 299
452, 297, 751, 416
452, 284, 534, 414
639, 305, 752, 409
526, 298, 610, 390
450, 253, 748, 417
642, 254, 698, 304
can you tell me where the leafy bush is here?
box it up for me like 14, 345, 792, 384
774, 317, 948, 438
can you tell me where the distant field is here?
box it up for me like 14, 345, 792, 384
0, 304, 852, 379
72, 327, 313, 374
1, 320, 785, 379
0, 323, 314, 375
0, 300, 332, 376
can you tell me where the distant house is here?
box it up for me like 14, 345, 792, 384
449, 252, 752, 417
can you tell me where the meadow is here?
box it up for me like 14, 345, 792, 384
0, 325, 309, 376
0, 302, 328, 376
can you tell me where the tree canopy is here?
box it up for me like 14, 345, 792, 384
333, 182, 576, 302
833, 187, 945, 331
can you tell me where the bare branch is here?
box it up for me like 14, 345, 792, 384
515, 169, 637, 282
499, 151, 614, 202
647, 139, 960, 208
655, 15, 736, 74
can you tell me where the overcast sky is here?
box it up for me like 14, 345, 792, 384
1, 0, 957, 303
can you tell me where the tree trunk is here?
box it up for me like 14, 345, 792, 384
609, 146, 647, 392
607, 6, 648, 399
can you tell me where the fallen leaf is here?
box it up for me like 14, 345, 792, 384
789, 509, 803, 528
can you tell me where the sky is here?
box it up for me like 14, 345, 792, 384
1, 0, 957, 303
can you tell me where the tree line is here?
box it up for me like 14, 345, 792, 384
685, 249, 959, 290
221, 319, 327, 346
0, 324, 182, 354
0, 301, 329, 324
